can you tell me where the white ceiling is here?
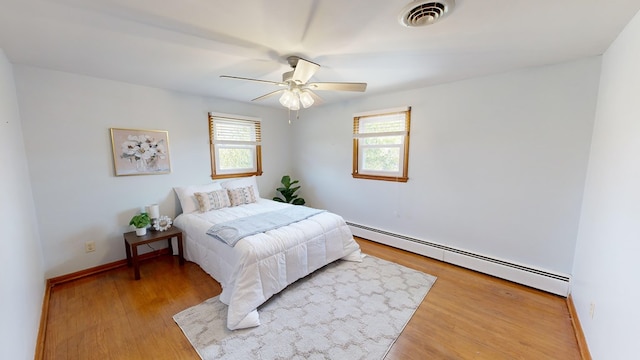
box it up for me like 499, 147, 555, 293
1, 0, 639, 108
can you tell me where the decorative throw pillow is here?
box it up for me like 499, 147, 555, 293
227, 186, 257, 206
174, 182, 223, 214
194, 189, 231, 212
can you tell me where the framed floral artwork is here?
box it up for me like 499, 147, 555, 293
110, 128, 171, 176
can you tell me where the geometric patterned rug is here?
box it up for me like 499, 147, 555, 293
173, 255, 436, 360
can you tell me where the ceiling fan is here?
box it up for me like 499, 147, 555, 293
220, 56, 367, 111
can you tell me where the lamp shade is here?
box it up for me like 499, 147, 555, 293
147, 204, 160, 219
279, 90, 295, 108
289, 95, 300, 110
299, 91, 314, 108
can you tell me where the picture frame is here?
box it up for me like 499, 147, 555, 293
110, 128, 171, 176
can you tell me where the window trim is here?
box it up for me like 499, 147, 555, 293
208, 112, 263, 180
352, 106, 411, 182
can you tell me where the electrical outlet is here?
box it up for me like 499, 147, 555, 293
589, 303, 595, 319
85, 241, 96, 253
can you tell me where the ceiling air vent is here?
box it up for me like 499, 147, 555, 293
399, 0, 455, 27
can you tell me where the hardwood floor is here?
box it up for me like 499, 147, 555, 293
42, 238, 581, 359
358, 239, 581, 359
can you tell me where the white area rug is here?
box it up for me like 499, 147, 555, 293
173, 255, 436, 360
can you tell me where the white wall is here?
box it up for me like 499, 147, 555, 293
572, 9, 640, 359
14, 65, 292, 278
293, 58, 600, 274
0, 50, 45, 360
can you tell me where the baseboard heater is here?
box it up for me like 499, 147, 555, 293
347, 222, 570, 296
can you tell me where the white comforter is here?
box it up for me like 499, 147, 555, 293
173, 199, 362, 330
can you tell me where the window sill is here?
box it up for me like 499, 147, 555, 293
352, 173, 408, 183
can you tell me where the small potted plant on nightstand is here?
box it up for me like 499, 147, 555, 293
129, 212, 151, 236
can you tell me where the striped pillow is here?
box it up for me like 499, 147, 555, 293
227, 186, 257, 206
194, 189, 231, 212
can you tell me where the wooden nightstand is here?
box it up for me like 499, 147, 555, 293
123, 226, 185, 280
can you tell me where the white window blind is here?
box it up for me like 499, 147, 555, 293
212, 117, 261, 145
354, 113, 408, 138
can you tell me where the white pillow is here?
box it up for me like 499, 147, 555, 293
174, 182, 222, 214
221, 175, 261, 199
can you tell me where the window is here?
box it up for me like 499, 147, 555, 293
352, 107, 411, 182
208, 112, 262, 179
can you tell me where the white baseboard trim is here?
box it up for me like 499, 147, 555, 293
348, 222, 570, 296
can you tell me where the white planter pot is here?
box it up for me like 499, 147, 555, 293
135, 227, 147, 236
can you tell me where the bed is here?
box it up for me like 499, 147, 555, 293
172, 177, 362, 330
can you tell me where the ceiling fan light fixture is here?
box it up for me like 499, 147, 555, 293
279, 89, 301, 110
299, 90, 314, 108
279, 89, 295, 107
289, 97, 300, 111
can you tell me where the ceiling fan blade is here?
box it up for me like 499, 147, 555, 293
252, 89, 285, 102
291, 58, 320, 84
220, 75, 286, 87
307, 82, 367, 92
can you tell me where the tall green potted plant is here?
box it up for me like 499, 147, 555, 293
273, 175, 306, 205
